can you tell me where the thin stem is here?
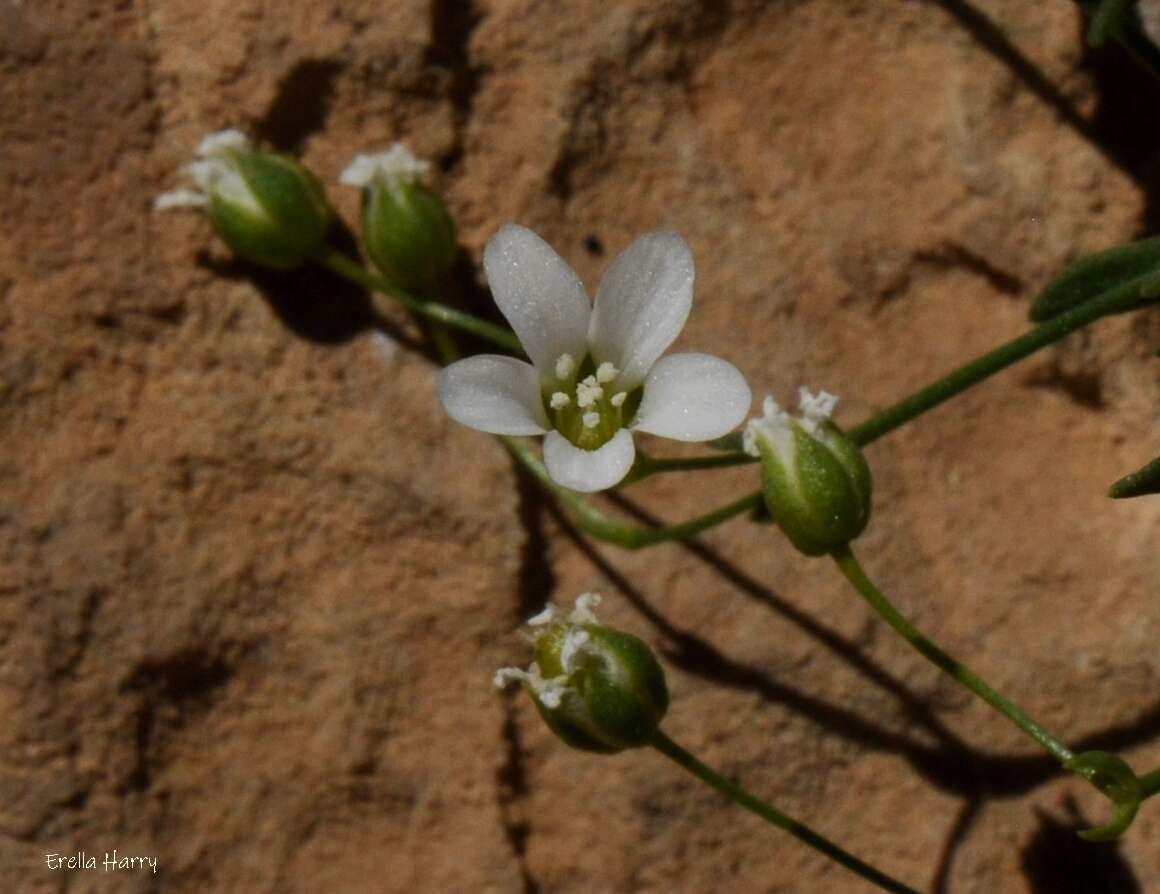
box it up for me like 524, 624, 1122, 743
624, 450, 756, 484
649, 730, 922, 894
315, 246, 523, 354
830, 545, 1074, 764
501, 436, 759, 548
614, 285, 1155, 490
1142, 769, 1160, 799
845, 283, 1154, 446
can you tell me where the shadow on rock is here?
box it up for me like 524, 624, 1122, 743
1020, 798, 1140, 894
196, 221, 423, 351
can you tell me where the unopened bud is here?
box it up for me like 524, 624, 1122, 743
493, 593, 669, 754
744, 389, 872, 556
340, 145, 457, 294
155, 129, 331, 269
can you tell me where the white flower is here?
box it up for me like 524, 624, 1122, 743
154, 128, 254, 211
437, 225, 752, 492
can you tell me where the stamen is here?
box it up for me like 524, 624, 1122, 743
596, 362, 619, 384
549, 391, 571, 410
797, 387, 839, 433
493, 666, 531, 689
583, 412, 600, 428
535, 677, 568, 709
610, 391, 627, 408
526, 605, 556, 626
555, 354, 575, 379
569, 592, 602, 623
575, 379, 604, 408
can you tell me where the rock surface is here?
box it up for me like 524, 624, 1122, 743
1, 1, 1158, 892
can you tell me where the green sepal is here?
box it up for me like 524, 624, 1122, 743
532, 624, 669, 754
362, 179, 457, 294
1109, 455, 1160, 498
1064, 751, 1143, 840
208, 151, 330, 269
1029, 236, 1160, 323
758, 421, 872, 556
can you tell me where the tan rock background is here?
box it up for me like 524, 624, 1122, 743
2, 0, 1158, 891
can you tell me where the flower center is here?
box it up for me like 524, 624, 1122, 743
544, 354, 642, 450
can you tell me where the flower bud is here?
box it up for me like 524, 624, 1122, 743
155, 129, 331, 269
744, 389, 872, 556
494, 593, 669, 754
339, 145, 457, 294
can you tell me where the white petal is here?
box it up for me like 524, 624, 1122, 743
483, 225, 591, 376
632, 353, 751, 441
588, 231, 694, 390
437, 355, 549, 436
543, 429, 635, 493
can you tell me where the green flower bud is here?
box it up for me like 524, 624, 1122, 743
493, 593, 669, 754
339, 146, 457, 294
155, 129, 331, 269
743, 389, 872, 556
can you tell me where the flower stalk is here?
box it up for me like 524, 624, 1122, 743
314, 245, 522, 353
501, 436, 760, 547
649, 730, 922, 894
830, 544, 1074, 763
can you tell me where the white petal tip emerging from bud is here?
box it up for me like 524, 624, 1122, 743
569, 592, 602, 624
154, 189, 208, 210
797, 387, 839, 433
743, 395, 792, 457
493, 667, 528, 690
492, 664, 568, 708
339, 144, 431, 188
526, 605, 556, 626
196, 128, 251, 158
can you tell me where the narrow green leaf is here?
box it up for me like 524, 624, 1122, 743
1087, 0, 1135, 47
1031, 237, 1160, 322
1109, 455, 1160, 498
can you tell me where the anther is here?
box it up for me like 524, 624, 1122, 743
610, 392, 627, 407
555, 354, 575, 380
596, 362, 619, 384
583, 412, 600, 429
550, 391, 571, 409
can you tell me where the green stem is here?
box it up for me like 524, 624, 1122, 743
624, 450, 756, 484
315, 246, 523, 354
618, 285, 1155, 487
1142, 769, 1160, 799
844, 283, 1153, 446
649, 730, 922, 894
501, 436, 759, 548
831, 545, 1074, 764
